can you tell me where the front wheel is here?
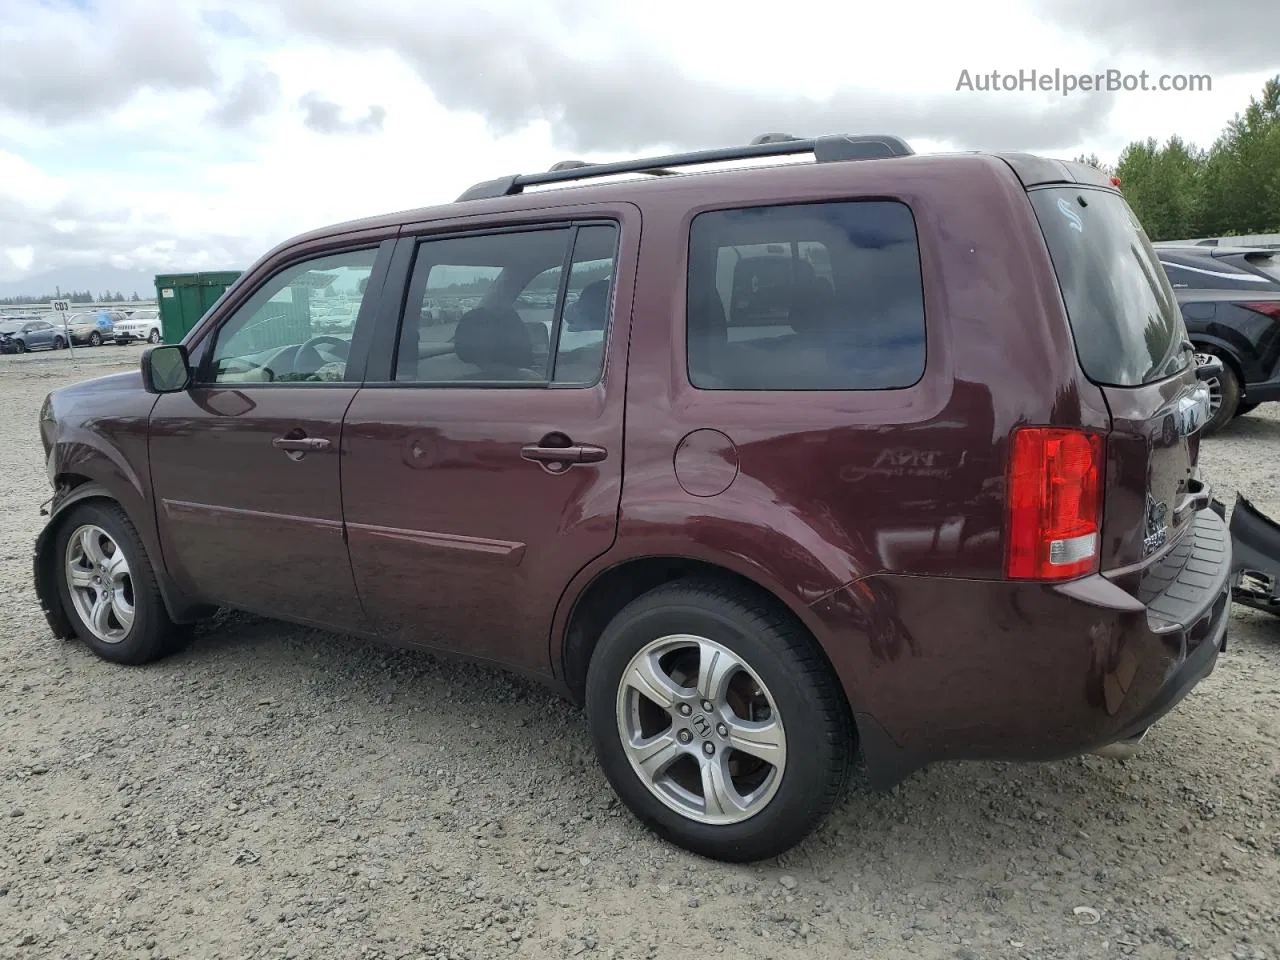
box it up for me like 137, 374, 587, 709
53, 336, 66, 350
53, 501, 186, 665
585, 579, 853, 862
148, 329, 162, 344
88, 331, 102, 346
13, 340, 26, 353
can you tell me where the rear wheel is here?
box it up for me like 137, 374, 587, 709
53, 501, 187, 665
1196, 350, 1240, 434
585, 579, 852, 862
53, 336, 66, 350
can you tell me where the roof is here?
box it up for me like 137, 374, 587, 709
271, 133, 1120, 257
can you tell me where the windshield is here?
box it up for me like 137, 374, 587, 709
1030, 187, 1189, 387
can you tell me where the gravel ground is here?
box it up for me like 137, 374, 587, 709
2, 358, 1278, 960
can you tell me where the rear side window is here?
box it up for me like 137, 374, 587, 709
686, 200, 927, 390
1030, 187, 1188, 387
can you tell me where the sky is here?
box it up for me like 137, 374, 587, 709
0, 0, 1276, 290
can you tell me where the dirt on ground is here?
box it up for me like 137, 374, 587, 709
1, 357, 1278, 960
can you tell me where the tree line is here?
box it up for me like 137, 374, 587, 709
1074, 75, 1280, 242
0, 290, 144, 307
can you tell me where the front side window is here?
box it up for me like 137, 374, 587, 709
206, 248, 378, 384
394, 223, 618, 385
686, 200, 927, 390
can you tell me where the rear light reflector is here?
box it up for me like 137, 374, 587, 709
1005, 426, 1105, 580
1242, 301, 1280, 318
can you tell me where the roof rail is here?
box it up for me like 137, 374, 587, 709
455, 133, 914, 202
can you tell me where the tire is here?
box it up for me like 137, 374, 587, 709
14, 340, 26, 353
1197, 350, 1241, 434
88, 331, 102, 346
53, 501, 186, 665
53, 336, 66, 350
148, 329, 162, 344
585, 578, 852, 862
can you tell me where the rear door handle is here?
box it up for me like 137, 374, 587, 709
273, 437, 331, 452
521, 443, 608, 465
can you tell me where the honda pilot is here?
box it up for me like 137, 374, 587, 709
33, 134, 1232, 862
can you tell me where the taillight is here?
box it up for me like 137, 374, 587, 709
1005, 427, 1105, 580
1242, 301, 1280, 318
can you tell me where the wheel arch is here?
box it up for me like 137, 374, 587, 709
33, 477, 207, 638
1191, 335, 1247, 386
555, 554, 854, 721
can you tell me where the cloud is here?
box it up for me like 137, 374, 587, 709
209, 63, 282, 129
253, 0, 1117, 154
0, 1, 217, 124
1029, 0, 1280, 74
298, 92, 387, 135
0, 191, 259, 286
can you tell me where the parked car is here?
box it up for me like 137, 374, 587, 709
65, 310, 124, 346
34, 136, 1241, 862
1155, 243, 1280, 431
1, 317, 67, 353
112, 309, 163, 345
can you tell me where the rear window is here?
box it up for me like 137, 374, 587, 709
1030, 187, 1189, 387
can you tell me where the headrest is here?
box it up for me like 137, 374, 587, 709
454, 305, 534, 370
565, 279, 611, 331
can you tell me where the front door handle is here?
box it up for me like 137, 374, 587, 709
273, 435, 331, 462
521, 443, 608, 466
273, 436, 331, 452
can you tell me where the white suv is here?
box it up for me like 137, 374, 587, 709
112, 309, 163, 345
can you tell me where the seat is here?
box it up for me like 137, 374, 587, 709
565, 279, 611, 331
451, 305, 543, 381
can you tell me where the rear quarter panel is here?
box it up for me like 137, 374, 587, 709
573, 155, 1110, 711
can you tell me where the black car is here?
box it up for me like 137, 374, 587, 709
1155, 243, 1280, 432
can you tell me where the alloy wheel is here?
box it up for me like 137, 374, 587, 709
614, 634, 787, 825
64, 524, 135, 644
1194, 352, 1222, 418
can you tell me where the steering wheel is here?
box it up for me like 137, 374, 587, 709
294, 335, 350, 375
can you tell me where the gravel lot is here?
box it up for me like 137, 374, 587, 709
2, 357, 1278, 960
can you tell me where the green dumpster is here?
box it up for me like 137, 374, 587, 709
154, 271, 242, 343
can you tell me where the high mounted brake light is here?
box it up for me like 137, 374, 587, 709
1005, 427, 1105, 580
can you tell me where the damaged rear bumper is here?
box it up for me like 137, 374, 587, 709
1219, 493, 1280, 617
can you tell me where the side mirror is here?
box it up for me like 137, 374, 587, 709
142, 344, 191, 394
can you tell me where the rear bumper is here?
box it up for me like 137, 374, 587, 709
809, 507, 1231, 787
1226, 493, 1280, 615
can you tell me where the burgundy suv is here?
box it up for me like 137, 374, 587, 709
34, 135, 1231, 862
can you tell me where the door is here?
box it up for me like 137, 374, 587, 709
149, 244, 386, 631
342, 214, 636, 675
25, 321, 54, 349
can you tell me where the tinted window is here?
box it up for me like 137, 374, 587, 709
206, 247, 377, 384
1031, 188, 1188, 387
686, 200, 926, 390
394, 223, 618, 385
